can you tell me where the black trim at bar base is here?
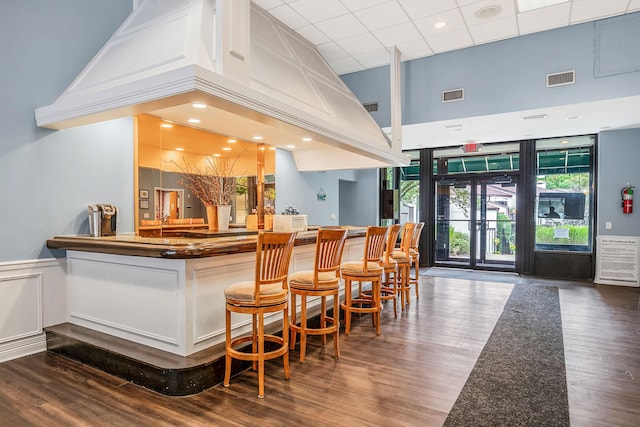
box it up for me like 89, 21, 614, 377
45, 323, 249, 396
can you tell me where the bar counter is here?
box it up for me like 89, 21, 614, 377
47, 227, 366, 258
46, 227, 368, 357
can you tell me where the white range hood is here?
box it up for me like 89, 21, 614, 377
35, 0, 407, 171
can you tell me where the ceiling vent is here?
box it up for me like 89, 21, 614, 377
442, 88, 464, 103
363, 102, 379, 112
547, 70, 575, 87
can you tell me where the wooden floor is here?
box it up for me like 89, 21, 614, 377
1, 269, 639, 426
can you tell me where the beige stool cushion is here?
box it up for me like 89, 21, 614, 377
340, 261, 383, 277
390, 251, 411, 263
224, 280, 286, 302
289, 270, 339, 289
378, 259, 397, 269
409, 248, 419, 257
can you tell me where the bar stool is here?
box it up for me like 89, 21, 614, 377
223, 231, 297, 399
392, 223, 415, 310
340, 226, 388, 335
289, 228, 348, 363
378, 224, 401, 318
409, 222, 424, 299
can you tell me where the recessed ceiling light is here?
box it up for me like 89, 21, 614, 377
188, 118, 200, 124
175, 147, 184, 151
227, 139, 237, 143
434, 22, 446, 29
286, 144, 296, 149
302, 137, 312, 142
475, 5, 502, 19
222, 147, 232, 151
160, 123, 173, 128
192, 103, 206, 109
566, 116, 581, 120
252, 136, 263, 140
516, 0, 567, 13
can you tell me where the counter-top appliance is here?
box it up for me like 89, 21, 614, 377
88, 204, 118, 237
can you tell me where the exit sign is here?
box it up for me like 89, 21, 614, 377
463, 142, 478, 153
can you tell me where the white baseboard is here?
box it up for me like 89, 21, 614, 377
0, 333, 47, 363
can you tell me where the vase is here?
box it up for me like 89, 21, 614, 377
205, 205, 218, 231
217, 205, 231, 231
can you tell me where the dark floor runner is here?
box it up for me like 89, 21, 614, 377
444, 285, 570, 426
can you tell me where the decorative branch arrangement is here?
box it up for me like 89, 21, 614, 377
171, 152, 245, 206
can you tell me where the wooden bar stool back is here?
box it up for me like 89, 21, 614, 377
340, 226, 388, 335
223, 231, 297, 398
289, 228, 348, 363
379, 224, 401, 318
409, 222, 425, 299
392, 223, 416, 310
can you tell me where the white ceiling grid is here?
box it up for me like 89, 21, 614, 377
253, 0, 640, 75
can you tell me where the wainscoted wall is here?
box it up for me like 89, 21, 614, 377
0, 259, 67, 362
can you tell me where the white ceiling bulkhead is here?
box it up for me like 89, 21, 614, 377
35, 0, 408, 171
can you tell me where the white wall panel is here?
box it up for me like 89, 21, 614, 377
67, 251, 186, 353
0, 258, 67, 362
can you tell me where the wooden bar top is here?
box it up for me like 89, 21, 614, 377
47, 227, 367, 259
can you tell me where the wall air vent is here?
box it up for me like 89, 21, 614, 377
363, 102, 379, 112
546, 70, 575, 87
442, 88, 464, 103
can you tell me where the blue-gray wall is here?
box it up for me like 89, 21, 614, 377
342, 12, 640, 128
597, 129, 640, 237
0, 0, 133, 261
275, 150, 377, 226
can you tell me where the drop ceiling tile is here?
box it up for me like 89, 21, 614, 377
414, 8, 467, 38
397, 0, 459, 19
353, 48, 392, 68
295, 24, 331, 45
335, 32, 385, 56
570, 0, 630, 23
629, 0, 640, 11
354, 1, 410, 31
316, 42, 349, 61
469, 16, 518, 44
315, 14, 368, 40
340, 0, 389, 12
252, 0, 286, 10
373, 22, 422, 47
327, 56, 364, 75
396, 39, 434, 61
288, 0, 349, 24
517, 2, 571, 35
460, 0, 516, 27
427, 28, 474, 54
267, 5, 309, 29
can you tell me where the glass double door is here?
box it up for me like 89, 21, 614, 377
434, 176, 517, 270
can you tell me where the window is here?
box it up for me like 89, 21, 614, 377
535, 136, 594, 251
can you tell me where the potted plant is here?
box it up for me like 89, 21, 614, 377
172, 152, 244, 231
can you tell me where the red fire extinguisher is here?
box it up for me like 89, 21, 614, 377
621, 184, 635, 214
